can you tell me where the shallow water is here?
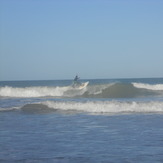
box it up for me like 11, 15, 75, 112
0, 111, 163, 163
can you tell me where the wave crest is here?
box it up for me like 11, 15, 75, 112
133, 83, 163, 90
20, 101, 163, 114
1, 100, 163, 114
0, 82, 162, 98
0, 86, 71, 97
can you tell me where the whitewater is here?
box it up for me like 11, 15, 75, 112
0, 78, 163, 162
1, 81, 163, 98
0, 79, 163, 114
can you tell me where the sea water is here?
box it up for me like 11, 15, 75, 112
0, 78, 163, 162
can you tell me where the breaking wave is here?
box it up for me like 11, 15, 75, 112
133, 83, 163, 90
0, 86, 73, 97
41, 100, 163, 114
0, 83, 163, 98
1, 100, 163, 114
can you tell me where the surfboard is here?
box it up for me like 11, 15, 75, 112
72, 81, 89, 89
78, 81, 89, 89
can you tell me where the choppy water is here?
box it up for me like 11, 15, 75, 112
0, 78, 163, 162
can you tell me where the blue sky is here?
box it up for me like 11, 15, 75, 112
0, 0, 163, 81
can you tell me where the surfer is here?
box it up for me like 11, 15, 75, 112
74, 75, 80, 82
72, 75, 89, 89
73, 75, 80, 86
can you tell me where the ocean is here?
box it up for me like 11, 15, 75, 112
0, 78, 163, 163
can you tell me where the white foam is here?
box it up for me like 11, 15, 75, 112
0, 107, 20, 112
1, 83, 162, 98
133, 83, 163, 91
0, 86, 85, 97
42, 100, 163, 114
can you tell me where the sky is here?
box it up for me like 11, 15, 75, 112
0, 0, 163, 81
